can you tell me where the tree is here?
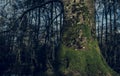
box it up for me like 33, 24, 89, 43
0, 0, 64, 75
60, 0, 118, 76
0, 0, 119, 76
96, 0, 120, 73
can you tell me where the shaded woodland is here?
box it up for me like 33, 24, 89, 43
0, 0, 63, 75
0, 0, 120, 76
96, 0, 120, 73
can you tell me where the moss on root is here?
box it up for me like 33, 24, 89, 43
59, 23, 119, 76
60, 43, 118, 76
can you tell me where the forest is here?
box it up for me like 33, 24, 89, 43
0, 0, 120, 76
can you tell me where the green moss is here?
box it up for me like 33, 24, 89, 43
61, 1, 119, 75
60, 42, 118, 76
80, 24, 91, 38
60, 23, 118, 76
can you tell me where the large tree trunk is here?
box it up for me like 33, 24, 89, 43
59, 0, 118, 76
